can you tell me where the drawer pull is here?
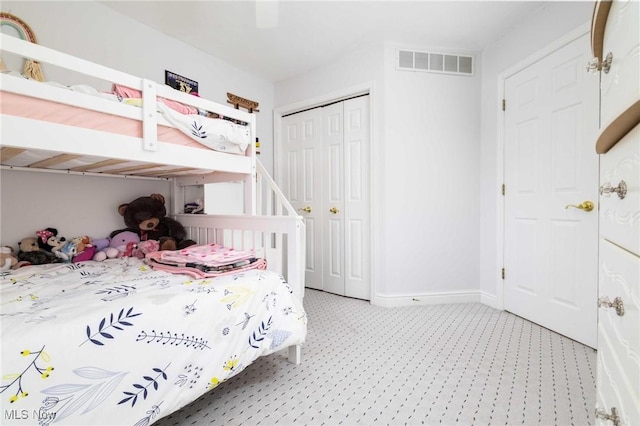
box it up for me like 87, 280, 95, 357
598, 296, 625, 316
600, 180, 627, 199
586, 52, 613, 74
595, 407, 620, 426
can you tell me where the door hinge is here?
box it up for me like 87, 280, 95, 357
502, 99, 506, 111
502, 268, 505, 280
501, 184, 505, 196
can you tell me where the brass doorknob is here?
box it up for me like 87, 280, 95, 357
298, 206, 311, 213
565, 201, 594, 212
329, 207, 339, 214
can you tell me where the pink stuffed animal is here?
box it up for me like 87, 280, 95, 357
132, 239, 160, 259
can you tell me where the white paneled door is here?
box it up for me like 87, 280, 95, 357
281, 107, 323, 290
503, 33, 599, 348
281, 96, 370, 300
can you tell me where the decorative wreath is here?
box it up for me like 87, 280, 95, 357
0, 12, 45, 81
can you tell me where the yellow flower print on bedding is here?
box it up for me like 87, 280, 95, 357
220, 287, 254, 309
223, 356, 238, 372
208, 377, 220, 390
1, 346, 54, 403
1, 293, 38, 306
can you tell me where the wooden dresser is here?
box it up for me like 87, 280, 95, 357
591, 1, 640, 425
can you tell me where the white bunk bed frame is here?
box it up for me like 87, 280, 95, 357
0, 34, 305, 363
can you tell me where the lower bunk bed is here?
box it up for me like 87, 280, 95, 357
0, 216, 307, 426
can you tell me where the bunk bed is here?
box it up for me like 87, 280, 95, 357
0, 34, 306, 425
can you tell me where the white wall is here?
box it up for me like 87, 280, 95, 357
478, 1, 594, 306
381, 44, 481, 299
0, 1, 274, 249
0, 171, 171, 249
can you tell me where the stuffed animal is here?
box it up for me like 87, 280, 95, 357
73, 246, 96, 262
17, 237, 60, 265
118, 194, 195, 251
69, 236, 96, 262
36, 228, 66, 253
52, 241, 76, 262
91, 237, 111, 252
0, 246, 18, 271
131, 239, 160, 259
53, 236, 95, 263
93, 230, 140, 261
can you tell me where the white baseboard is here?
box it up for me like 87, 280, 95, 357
480, 291, 500, 310
372, 290, 481, 308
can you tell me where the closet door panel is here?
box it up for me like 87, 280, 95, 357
343, 96, 370, 300
323, 102, 345, 296
285, 132, 299, 202
282, 110, 323, 290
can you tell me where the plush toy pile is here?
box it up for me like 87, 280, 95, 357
2, 193, 194, 270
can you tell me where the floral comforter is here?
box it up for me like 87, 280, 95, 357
0, 258, 307, 425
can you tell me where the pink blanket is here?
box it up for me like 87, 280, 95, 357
145, 244, 268, 278
112, 84, 198, 115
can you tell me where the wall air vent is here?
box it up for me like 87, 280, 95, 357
397, 49, 474, 76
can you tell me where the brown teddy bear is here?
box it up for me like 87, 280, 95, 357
118, 193, 196, 251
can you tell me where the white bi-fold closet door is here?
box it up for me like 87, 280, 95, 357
281, 96, 370, 300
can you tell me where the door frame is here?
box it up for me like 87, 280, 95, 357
273, 82, 376, 301
495, 21, 593, 309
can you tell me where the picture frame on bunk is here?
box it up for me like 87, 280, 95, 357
165, 70, 198, 95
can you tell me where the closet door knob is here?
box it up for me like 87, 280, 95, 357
600, 180, 627, 199
329, 207, 339, 214
298, 206, 312, 213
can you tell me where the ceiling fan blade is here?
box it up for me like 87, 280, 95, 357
255, 0, 279, 29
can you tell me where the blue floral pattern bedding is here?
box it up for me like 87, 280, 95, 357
0, 258, 307, 425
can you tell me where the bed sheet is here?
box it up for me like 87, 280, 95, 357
0, 258, 306, 425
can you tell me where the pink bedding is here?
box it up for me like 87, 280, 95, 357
112, 84, 199, 115
1, 91, 213, 150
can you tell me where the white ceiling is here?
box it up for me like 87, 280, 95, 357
103, 1, 549, 83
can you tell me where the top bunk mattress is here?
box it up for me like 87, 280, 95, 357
0, 34, 256, 179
